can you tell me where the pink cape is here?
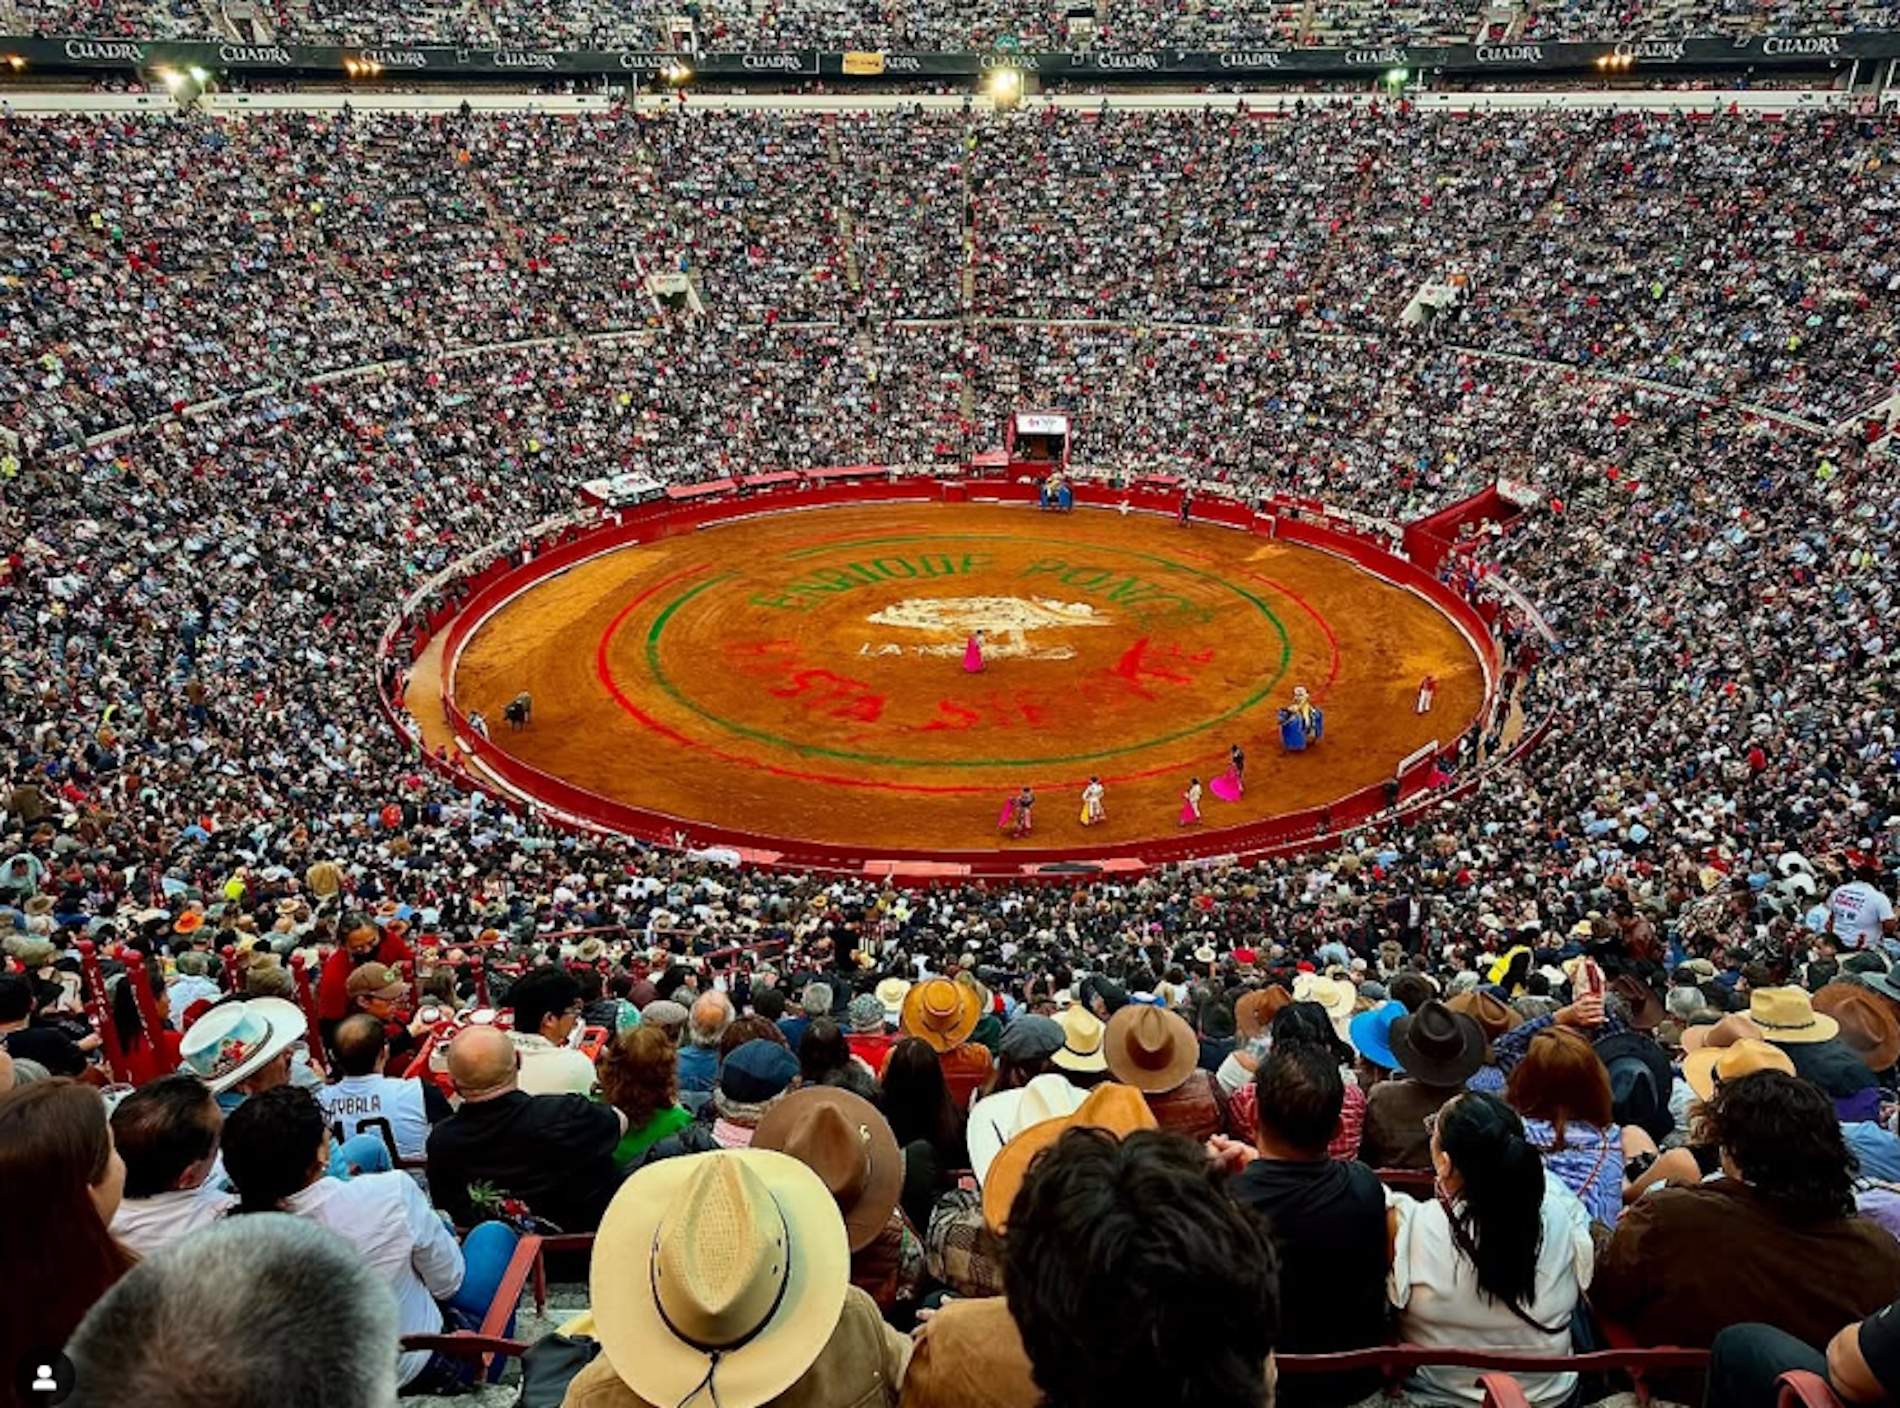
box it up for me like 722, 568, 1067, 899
1179, 799, 1200, 825
963, 635, 984, 673
1210, 772, 1243, 802
998, 799, 1016, 830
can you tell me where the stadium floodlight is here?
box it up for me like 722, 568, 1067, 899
1385, 66, 1409, 84
188, 65, 210, 83
987, 67, 1022, 102
156, 67, 185, 90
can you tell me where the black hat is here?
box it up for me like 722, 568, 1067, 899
1594, 1031, 1674, 1141
1389, 1001, 1485, 1087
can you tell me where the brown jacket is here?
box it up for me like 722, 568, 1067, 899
1145, 1068, 1228, 1145
898, 1296, 1039, 1408
1358, 1078, 1459, 1170
1595, 1180, 1900, 1350
562, 1288, 911, 1408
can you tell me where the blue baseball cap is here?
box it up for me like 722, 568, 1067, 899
720, 1039, 799, 1105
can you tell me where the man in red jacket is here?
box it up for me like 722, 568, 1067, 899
318, 912, 412, 1054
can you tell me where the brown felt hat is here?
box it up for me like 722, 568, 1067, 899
1235, 985, 1293, 1040
901, 977, 981, 1053
1445, 990, 1522, 1042
1103, 1003, 1198, 1094
1813, 983, 1900, 1073
1681, 1012, 1761, 1053
1389, 1000, 1486, 1087
752, 1087, 902, 1253
1610, 974, 1666, 1032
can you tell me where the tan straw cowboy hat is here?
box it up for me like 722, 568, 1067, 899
591, 1150, 849, 1408
1682, 1037, 1796, 1102
1050, 1002, 1108, 1073
1748, 987, 1839, 1044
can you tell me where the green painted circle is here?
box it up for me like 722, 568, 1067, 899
635, 532, 1292, 769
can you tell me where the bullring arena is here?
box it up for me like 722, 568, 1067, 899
427, 486, 1494, 867
11, 44, 1900, 1408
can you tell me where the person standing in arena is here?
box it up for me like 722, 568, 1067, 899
1180, 776, 1203, 826
1080, 775, 1106, 826
1008, 785, 1034, 838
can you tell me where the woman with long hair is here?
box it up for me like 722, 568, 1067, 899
597, 1024, 691, 1169
1388, 1091, 1594, 1406
881, 1035, 967, 1230
1506, 1026, 1626, 1225
112, 962, 182, 1087
0, 1081, 133, 1402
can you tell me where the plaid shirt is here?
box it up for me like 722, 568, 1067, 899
925, 1187, 1005, 1298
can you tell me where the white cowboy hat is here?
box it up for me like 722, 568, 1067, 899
177, 997, 306, 1093
591, 1150, 848, 1408
1292, 972, 1357, 1041
967, 1072, 1087, 1186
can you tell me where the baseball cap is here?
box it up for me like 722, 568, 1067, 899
998, 1015, 1065, 1063
346, 963, 406, 1002
721, 1040, 800, 1105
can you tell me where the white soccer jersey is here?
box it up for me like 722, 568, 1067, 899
317, 1073, 431, 1162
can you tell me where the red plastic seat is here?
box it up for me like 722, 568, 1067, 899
399, 1232, 543, 1380
1778, 1370, 1845, 1408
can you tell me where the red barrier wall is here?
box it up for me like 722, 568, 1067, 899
384, 476, 1517, 877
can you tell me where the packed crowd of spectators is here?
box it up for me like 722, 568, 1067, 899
0, 95, 1898, 1408
6, 0, 1900, 48
6, 106, 1898, 468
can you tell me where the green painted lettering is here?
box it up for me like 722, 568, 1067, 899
871, 557, 916, 579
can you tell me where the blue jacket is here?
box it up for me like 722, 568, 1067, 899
676, 1043, 720, 1095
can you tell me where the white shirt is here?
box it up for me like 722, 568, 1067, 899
1388, 1171, 1595, 1406
317, 1073, 432, 1161
511, 1032, 599, 1097
1827, 882, 1896, 951
109, 1181, 235, 1258
285, 1172, 465, 1386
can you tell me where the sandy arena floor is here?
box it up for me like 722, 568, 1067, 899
450, 503, 1485, 855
